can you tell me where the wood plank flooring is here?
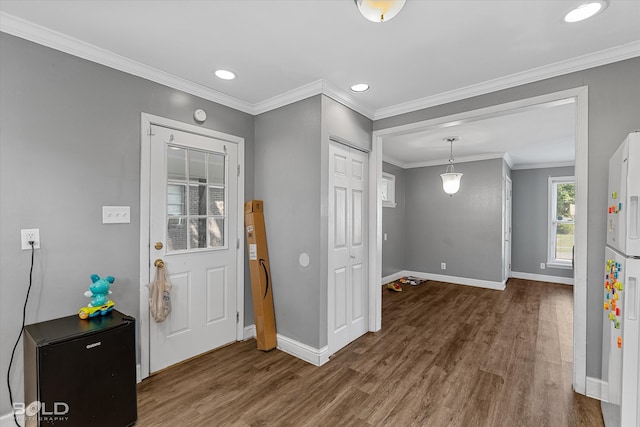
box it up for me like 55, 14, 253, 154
136, 278, 604, 426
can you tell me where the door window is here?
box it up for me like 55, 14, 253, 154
166, 145, 226, 252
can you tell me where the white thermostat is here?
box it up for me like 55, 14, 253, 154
194, 109, 207, 123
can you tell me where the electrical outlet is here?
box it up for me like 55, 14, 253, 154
441, 262, 446, 270
540, 263, 546, 270
21, 228, 40, 250
384, 233, 388, 241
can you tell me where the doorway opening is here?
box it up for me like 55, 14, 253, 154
369, 86, 588, 393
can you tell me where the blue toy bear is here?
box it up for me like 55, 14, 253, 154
78, 274, 115, 319
85, 274, 114, 307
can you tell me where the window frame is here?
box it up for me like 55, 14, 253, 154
381, 172, 397, 208
547, 175, 575, 269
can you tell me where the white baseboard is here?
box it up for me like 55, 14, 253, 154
276, 334, 329, 366
510, 271, 574, 285
243, 324, 256, 341
381, 271, 407, 285
243, 324, 329, 366
401, 270, 506, 291
585, 376, 607, 401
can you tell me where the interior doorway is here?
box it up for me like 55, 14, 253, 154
369, 86, 589, 394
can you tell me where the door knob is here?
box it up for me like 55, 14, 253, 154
154, 259, 165, 268
154, 242, 163, 250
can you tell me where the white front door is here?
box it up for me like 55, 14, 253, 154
328, 141, 368, 355
149, 124, 238, 373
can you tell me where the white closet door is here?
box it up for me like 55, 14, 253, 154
328, 141, 368, 355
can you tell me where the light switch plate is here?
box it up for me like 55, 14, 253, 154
103, 206, 131, 224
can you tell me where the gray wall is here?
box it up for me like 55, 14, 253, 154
374, 57, 640, 378
511, 166, 575, 279
254, 96, 323, 348
254, 95, 372, 350
404, 158, 505, 282
382, 162, 406, 278
0, 34, 255, 415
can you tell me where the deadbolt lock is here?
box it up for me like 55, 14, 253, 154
154, 242, 163, 250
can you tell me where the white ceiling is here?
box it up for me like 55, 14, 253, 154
382, 100, 576, 169
1, 0, 639, 168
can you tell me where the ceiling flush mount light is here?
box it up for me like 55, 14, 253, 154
564, 1, 607, 23
440, 137, 463, 196
350, 83, 370, 93
214, 69, 236, 80
355, 0, 406, 23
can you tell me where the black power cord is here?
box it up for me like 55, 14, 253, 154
7, 241, 36, 427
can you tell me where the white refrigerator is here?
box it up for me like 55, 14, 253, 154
602, 131, 640, 427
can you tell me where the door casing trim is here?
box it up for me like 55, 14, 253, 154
139, 112, 245, 381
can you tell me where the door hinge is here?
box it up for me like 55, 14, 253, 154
237, 164, 241, 176
236, 312, 240, 323
147, 127, 155, 136
237, 238, 240, 249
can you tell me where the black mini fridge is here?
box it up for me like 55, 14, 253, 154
23, 310, 137, 426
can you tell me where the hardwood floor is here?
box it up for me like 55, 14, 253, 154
137, 278, 604, 426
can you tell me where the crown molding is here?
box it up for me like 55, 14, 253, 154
511, 160, 575, 170
320, 80, 376, 119
374, 40, 640, 120
2, 11, 638, 121
0, 12, 374, 119
252, 79, 324, 115
383, 152, 573, 171
0, 12, 254, 114
404, 153, 507, 169
252, 79, 375, 119
383, 153, 508, 170
503, 153, 514, 170
382, 154, 408, 169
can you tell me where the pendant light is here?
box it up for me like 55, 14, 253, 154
355, 0, 406, 23
440, 137, 463, 196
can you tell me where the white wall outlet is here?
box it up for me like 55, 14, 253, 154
540, 263, 546, 269
21, 228, 40, 250
103, 206, 131, 224
384, 233, 388, 241
441, 262, 446, 270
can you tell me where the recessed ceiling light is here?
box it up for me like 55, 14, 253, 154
350, 83, 370, 93
564, 1, 607, 23
214, 69, 236, 80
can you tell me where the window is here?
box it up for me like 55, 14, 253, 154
166, 145, 227, 252
381, 172, 396, 208
548, 176, 575, 268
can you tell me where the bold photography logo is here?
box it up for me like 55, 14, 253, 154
14, 401, 70, 421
